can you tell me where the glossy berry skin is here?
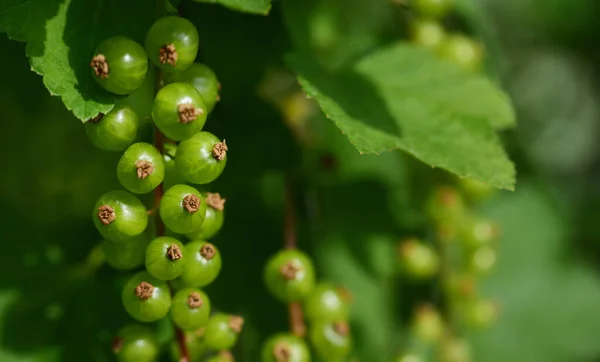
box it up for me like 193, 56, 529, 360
152, 82, 207, 141
145, 16, 199, 72
85, 105, 138, 152
160, 184, 207, 234
206, 351, 234, 362
264, 249, 316, 303
93, 190, 148, 243
117, 142, 165, 194
304, 282, 349, 323
309, 321, 351, 361
179, 240, 222, 287
114, 324, 159, 362
169, 331, 207, 362
204, 313, 243, 350
185, 193, 225, 240
397, 238, 440, 280
163, 143, 188, 190
166, 63, 220, 113
145, 236, 186, 280
460, 218, 498, 249
468, 246, 496, 275
102, 235, 147, 270
395, 353, 426, 362
261, 333, 311, 362
412, 0, 454, 19
439, 34, 484, 72
411, 305, 443, 342
458, 178, 495, 202
91, 36, 148, 95
176, 131, 227, 184
170, 288, 211, 331
122, 271, 171, 322
410, 20, 445, 51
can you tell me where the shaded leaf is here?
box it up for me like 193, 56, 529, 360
190, 0, 271, 15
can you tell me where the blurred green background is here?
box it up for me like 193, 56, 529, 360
2, 0, 600, 361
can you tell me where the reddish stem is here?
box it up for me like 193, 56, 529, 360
175, 327, 190, 362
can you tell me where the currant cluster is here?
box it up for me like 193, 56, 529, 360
261, 248, 354, 361
86, 14, 241, 362
394, 179, 500, 362
406, 0, 484, 72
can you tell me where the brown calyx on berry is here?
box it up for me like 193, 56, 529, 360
90, 54, 109, 78
205, 192, 226, 211
337, 287, 353, 304
212, 140, 228, 161
97, 205, 116, 225
177, 103, 204, 124
187, 291, 203, 309
88, 113, 104, 124
135, 160, 154, 179
279, 261, 301, 281
218, 350, 233, 361
182, 194, 201, 213
273, 341, 292, 362
111, 336, 123, 353
200, 243, 216, 260
333, 321, 350, 337
135, 281, 154, 300
167, 244, 182, 261
228, 315, 244, 333
159, 43, 178, 66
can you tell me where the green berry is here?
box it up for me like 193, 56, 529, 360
163, 143, 188, 190
176, 131, 228, 184
309, 320, 351, 361
411, 304, 443, 343
395, 353, 426, 362
264, 249, 316, 303
185, 192, 225, 240
440, 338, 471, 362
90, 36, 148, 95
102, 235, 148, 270
304, 282, 350, 323
160, 184, 207, 234
171, 288, 211, 331
117, 142, 165, 194
122, 271, 171, 322
113, 324, 159, 362
145, 16, 199, 72
179, 240, 222, 287
169, 330, 208, 361
145, 236, 186, 280
439, 34, 484, 72
468, 246, 496, 275
410, 20, 445, 51
397, 238, 439, 280
457, 178, 495, 202
152, 82, 207, 141
93, 190, 148, 243
412, 0, 454, 19
166, 63, 220, 113
85, 105, 138, 152
204, 313, 244, 351
261, 333, 311, 362
460, 217, 499, 249
206, 351, 234, 362
466, 299, 498, 329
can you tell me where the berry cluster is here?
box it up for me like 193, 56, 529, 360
406, 0, 484, 72
394, 179, 500, 362
86, 14, 241, 362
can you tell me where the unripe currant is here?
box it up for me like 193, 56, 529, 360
170, 288, 211, 330
460, 217, 499, 249
465, 299, 499, 329
166, 63, 221, 113
185, 192, 226, 240
179, 240, 222, 287
93, 190, 148, 243
176, 131, 228, 184
261, 333, 311, 362
411, 304, 444, 343
163, 143, 188, 190
458, 178, 495, 202
90, 36, 148, 95
117, 142, 165, 194
102, 235, 147, 270
468, 246, 497, 275
264, 249, 316, 302
159, 184, 207, 234
169, 329, 208, 361
206, 350, 235, 362
439, 34, 484, 72
85, 104, 138, 152
304, 282, 351, 323
411, 0, 454, 20
145, 16, 199, 72
439, 338, 472, 362
397, 238, 440, 280
122, 271, 171, 322
410, 20, 446, 51
204, 313, 245, 350
145, 236, 186, 280
394, 352, 426, 362
152, 82, 207, 141
112, 324, 159, 362
309, 320, 352, 361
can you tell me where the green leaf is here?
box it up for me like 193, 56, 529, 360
0, 0, 154, 121
189, 0, 271, 15
471, 182, 600, 362
288, 43, 516, 190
